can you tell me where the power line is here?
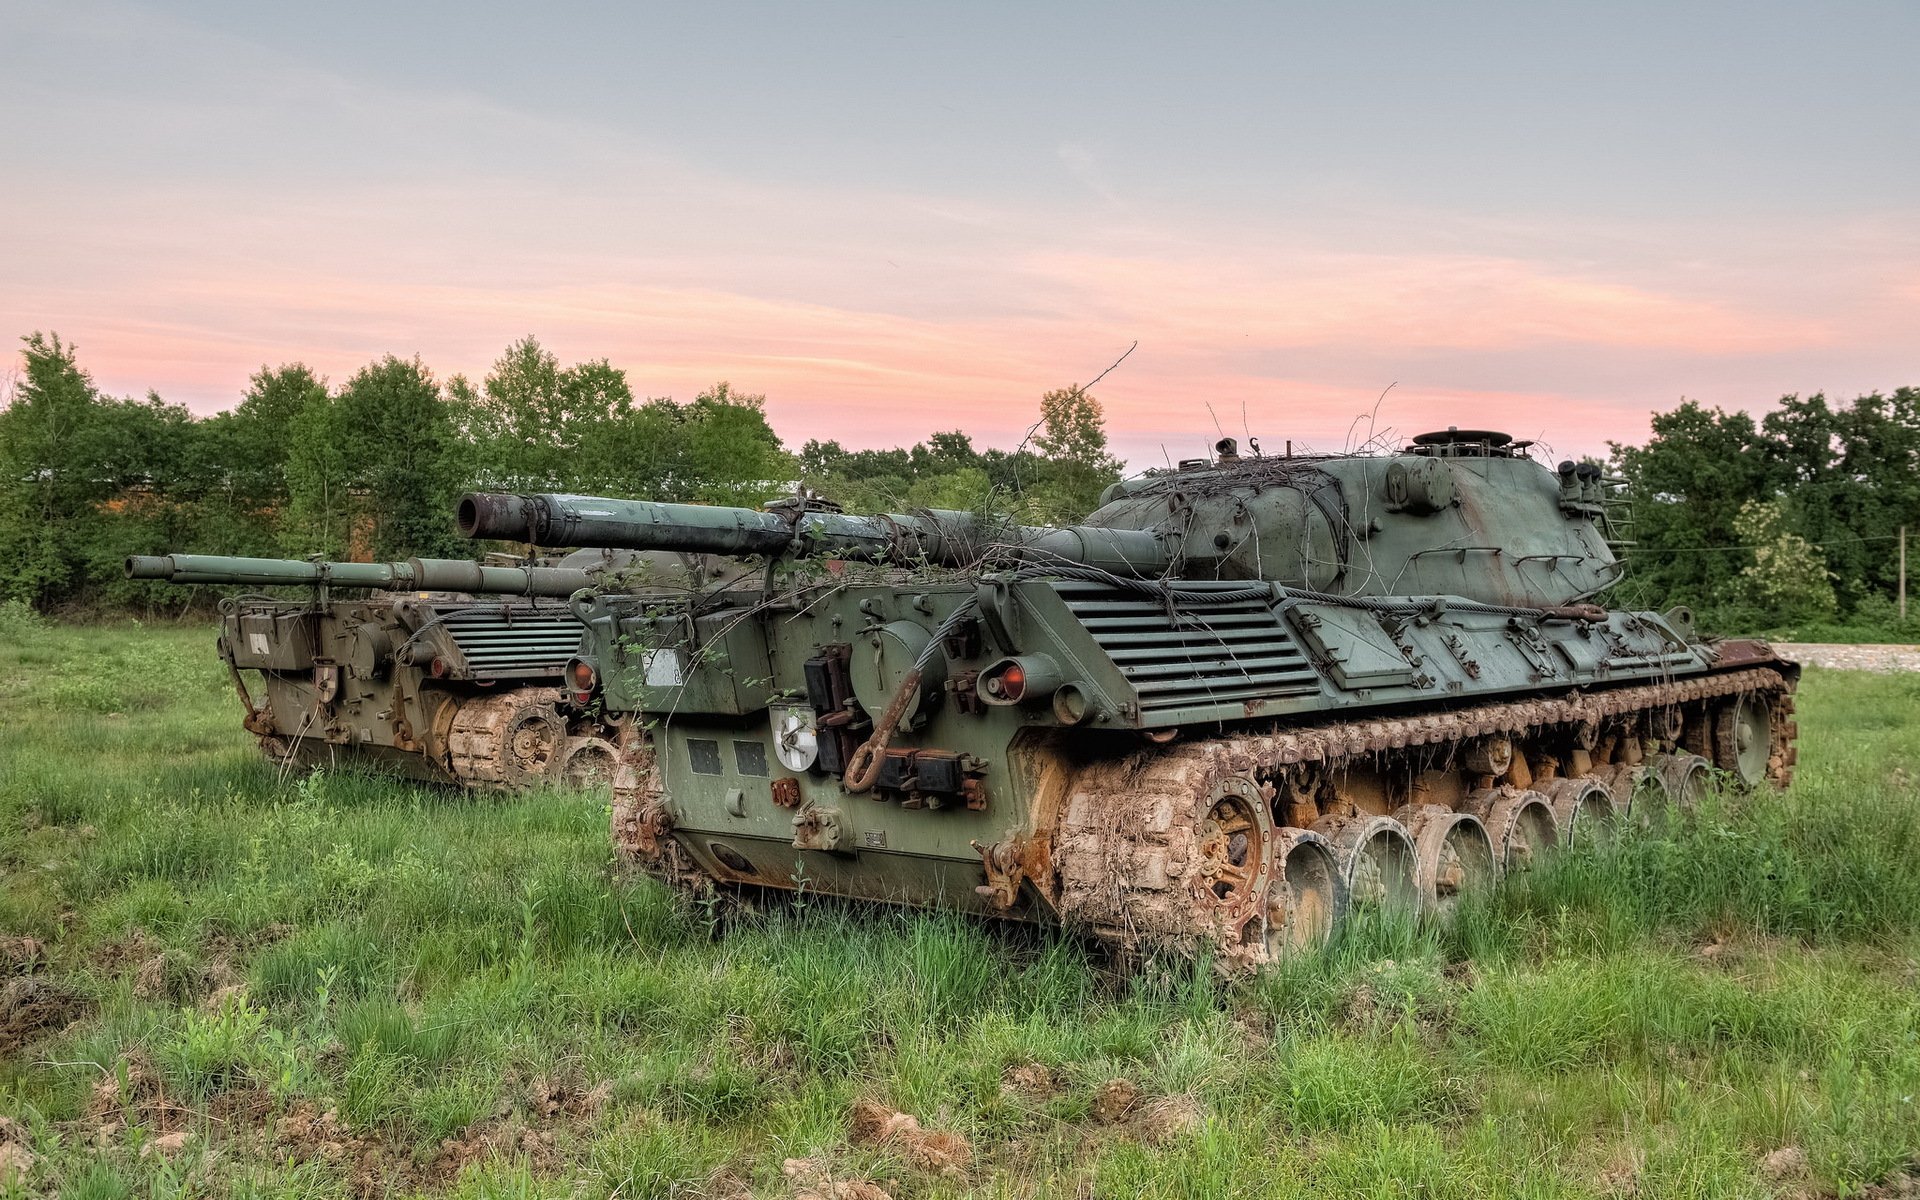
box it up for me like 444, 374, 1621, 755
1624, 532, 1902, 556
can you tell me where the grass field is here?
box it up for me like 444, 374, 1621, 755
5, 614, 1920, 1199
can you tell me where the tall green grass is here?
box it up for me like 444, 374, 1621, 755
4, 625, 1920, 1198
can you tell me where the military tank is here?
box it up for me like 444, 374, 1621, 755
457, 429, 1799, 965
125, 549, 733, 791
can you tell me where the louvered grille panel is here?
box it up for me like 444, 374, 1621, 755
436, 605, 586, 679
1052, 580, 1323, 717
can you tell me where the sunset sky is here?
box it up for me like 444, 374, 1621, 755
4, 0, 1916, 467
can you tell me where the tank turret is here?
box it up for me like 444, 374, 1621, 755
458, 431, 1624, 609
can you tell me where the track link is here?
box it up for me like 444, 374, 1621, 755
446, 688, 568, 789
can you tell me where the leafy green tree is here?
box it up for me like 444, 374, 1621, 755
461, 336, 641, 494
1027, 384, 1124, 522
680, 383, 789, 504
1733, 498, 1836, 620
0, 333, 111, 606
283, 389, 353, 559
1608, 402, 1786, 613
333, 355, 468, 560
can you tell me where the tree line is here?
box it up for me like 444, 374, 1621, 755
3, 329, 1914, 636
0, 333, 1122, 612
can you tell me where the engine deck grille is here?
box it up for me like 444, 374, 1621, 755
1051, 580, 1323, 720
434, 604, 586, 679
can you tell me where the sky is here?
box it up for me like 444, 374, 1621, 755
2, 0, 1916, 468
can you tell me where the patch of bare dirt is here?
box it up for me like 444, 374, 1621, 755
87, 1052, 191, 1141
0, 1116, 35, 1187
1000, 1062, 1058, 1100
1762, 1147, 1808, 1181
1860, 1174, 1920, 1199
271, 1103, 420, 1200
782, 1157, 895, 1200
92, 928, 154, 974
429, 1122, 558, 1181
525, 1074, 614, 1121
1133, 1095, 1204, 1145
140, 1129, 192, 1159
848, 1101, 971, 1176
1086, 1079, 1202, 1145
0, 936, 45, 976
0, 975, 86, 1055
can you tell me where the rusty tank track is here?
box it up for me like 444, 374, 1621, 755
614, 665, 1796, 966
1052, 666, 1794, 968
446, 688, 568, 789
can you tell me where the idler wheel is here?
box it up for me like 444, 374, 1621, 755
1712, 694, 1773, 788
1647, 752, 1713, 809
1195, 782, 1276, 918
1461, 787, 1560, 875
1536, 777, 1617, 847
1309, 813, 1418, 911
1393, 805, 1496, 916
1263, 829, 1344, 954
558, 736, 620, 791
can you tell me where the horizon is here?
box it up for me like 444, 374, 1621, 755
4, 1, 1916, 469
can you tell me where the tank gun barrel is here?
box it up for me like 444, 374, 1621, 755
125, 553, 601, 598
456, 492, 1182, 576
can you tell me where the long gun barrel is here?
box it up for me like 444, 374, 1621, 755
456, 492, 1186, 576
125, 554, 603, 598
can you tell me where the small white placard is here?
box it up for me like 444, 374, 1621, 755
249, 632, 270, 656
642, 649, 685, 687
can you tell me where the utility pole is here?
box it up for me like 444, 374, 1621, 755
1902, 525, 1908, 626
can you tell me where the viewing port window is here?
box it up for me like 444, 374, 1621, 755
687, 739, 723, 776
734, 740, 769, 777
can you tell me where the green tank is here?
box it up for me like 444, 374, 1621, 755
458, 430, 1800, 966
125, 549, 735, 791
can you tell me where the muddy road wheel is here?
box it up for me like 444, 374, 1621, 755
1463, 788, 1559, 875
1311, 813, 1418, 911
1266, 829, 1342, 953
1648, 752, 1713, 809
559, 736, 619, 791
448, 691, 567, 789
1395, 805, 1496, 916
1537, 777, 1617, 846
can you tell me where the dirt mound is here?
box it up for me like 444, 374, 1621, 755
0, 976, 85, 1055
0, 936, 45, 976
1090, 1079, 1140, 1123
1088, 1079, 1203, 1144
88, 1053, 190, 1140
0, 1116, 34, 1186
782, 1157, 894, 1200
1761, 1147, 1808, 1181
848, 1101, 970, 1175
431, 1122, 558, 1180
525, 1075, 614, 1121
1133, 1095, 1204, 1145
1000, 1062, 1058, 1100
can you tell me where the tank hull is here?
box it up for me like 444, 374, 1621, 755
592, 573, 1797, 964
218, 594, 616, 791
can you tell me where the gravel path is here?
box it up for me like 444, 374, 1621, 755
1771, 643, 1920, 673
